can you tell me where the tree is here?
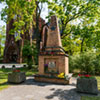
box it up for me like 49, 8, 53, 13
0, 25, 6, 57
47, 0, 100, 54
22, 40, 33, 69
0, 0, 48, 64
22, 40, 38, 69
48, 0, 99, 37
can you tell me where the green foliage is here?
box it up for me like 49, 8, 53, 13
81, 96, 100, 100
69, 51, 96, 74
47, 0, 100, 54
0, 67, 38, 91
22, 40, 38, 68
22, 41, 33, 57
0, 25, 6, 57
93, 55, 100, 74
22, 40, 33, 69
32, 45, 38, 65
1, 0, 36, 41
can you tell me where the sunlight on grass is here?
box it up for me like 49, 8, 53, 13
96, 76, 100, 90
0, 79, 9, 91
0, 67, 38, 91
81, 96, 100, 100
0, 79, 7, 84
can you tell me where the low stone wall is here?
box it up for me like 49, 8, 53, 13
34, 75, 71, 85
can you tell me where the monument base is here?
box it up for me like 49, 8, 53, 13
34, 74, 72, 85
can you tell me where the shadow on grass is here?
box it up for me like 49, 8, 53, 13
0, 68, 12, 73
0, 81, 9, 86
0, 74, 8, 79
0, 81, 11, 91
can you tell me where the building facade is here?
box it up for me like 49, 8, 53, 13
3, 18, 45, 63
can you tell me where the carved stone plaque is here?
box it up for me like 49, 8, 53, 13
48, 62, 56, 68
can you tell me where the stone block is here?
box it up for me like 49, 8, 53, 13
76, 78, 98, 94
34, 75, 72, 85
8, 72, 26, 83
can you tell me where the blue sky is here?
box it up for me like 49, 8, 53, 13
0, 2, 48, 27
0, 3, 6, 26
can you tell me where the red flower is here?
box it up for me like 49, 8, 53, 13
13, 69, 20, 73
78, 74, 83, 77
46, 52, 48, 55
51, 52, 54, 55
17, 70, 20, 72
84, 75, 91, 77
78, 74, 91, 78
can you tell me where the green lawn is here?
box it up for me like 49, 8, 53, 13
0, 68, 100, 99
96, 76, 100, 90
81, 96, 100, 100
0, 67, 38, 91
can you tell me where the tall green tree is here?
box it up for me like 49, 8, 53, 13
47, 0, 100, 54
1, 0, 36, 41
48, 0, 99, 37
0, 25, 6, 57
0, 0, 48, 64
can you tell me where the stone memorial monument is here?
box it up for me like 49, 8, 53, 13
35, 15, 71, 84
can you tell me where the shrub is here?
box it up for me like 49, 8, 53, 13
93, 55, 100, 74
69, 51, 96, 74
22, 40, 37, 69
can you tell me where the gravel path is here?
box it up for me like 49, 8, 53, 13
0, 77, 99, 100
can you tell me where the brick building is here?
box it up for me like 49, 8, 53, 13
3, 18, 45, 63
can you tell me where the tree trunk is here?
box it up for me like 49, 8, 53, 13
81, 38, 84, 53
35, 5, 41, 54
0, 39, 1, 57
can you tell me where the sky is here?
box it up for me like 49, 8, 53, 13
0, 3, 6, 26
0, 2, 48, 27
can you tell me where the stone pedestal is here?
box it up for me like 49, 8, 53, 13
35, 15, 70, 84
76, 78, 98, 94
38, 55, 69, 76
8, 72, 26, 83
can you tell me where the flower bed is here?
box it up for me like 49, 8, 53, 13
34, 74, 72, 85
76, 74, 98, 94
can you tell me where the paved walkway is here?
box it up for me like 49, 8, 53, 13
0, 77, 99, 100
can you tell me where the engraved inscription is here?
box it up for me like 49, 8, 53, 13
48, 62, 56, 68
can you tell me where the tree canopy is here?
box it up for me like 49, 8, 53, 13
0, 0, 100, 55
47, 0, 100, 54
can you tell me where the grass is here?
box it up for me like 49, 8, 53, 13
0, 67, 38, 91
0, 67, 100, 95
81, 96, 100, 100
96, 76, 100, 90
